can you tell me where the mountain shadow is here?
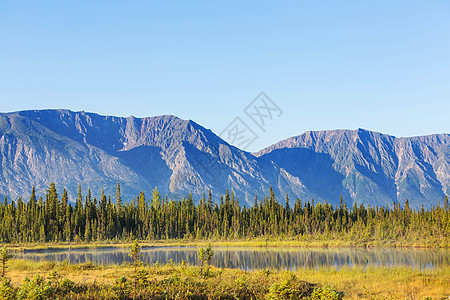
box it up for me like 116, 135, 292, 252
262, 148, 350, 205
117, 146, 172, 195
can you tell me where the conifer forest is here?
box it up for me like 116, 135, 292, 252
1, 183, 448, 246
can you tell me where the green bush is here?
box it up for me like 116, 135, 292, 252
47, 270, 61, 289
17, 275, 54, 300
113, 276, 130, 300
266, 274, 315, 300
134, 269, 149, 287
309, 286, 344, 300
0, 277, 15, 300
58, 278, 76, 294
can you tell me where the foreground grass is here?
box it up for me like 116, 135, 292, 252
2, 259, 449, 299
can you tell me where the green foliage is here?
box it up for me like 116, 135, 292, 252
197, 244, 214, 276
0, 183, 448, 247
168, 259, 174, 268
266, 274, 315, 300
0, 277, 15, 300
134, 269, 149, 287
58, 278, 76, 294
113, 276, 130, 300
197, 247, 205, 275
129, 239, 145, 299
46, 270, 61, 288
13, 274, 78, 300
17, 275, 54, 300
0, 247, 14, 278
204, 244, 214, 275
204, 244, 213, 264
129, 239, 142, 269
309, 286, 344, 300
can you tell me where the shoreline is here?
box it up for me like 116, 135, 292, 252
3, 238, 448, 252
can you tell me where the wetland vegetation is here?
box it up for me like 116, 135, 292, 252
0, 184, 449, 298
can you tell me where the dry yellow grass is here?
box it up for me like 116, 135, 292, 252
296, 267, 449, 299
4, 259, 449, 299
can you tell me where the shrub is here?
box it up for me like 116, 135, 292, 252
58, 278, 76, 294
17, 275, 54, 300
113, 276, 131, 300
309, 286, 344, 300
134, 269, 149, 287
266, 274, 315, 300
47, 270, 61, 289
0, 277, 15, 300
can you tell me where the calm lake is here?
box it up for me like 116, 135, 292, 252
16, 247, 450, 271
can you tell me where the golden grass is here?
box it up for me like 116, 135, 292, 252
295, 266, 449, 299
4, 259, 449, 299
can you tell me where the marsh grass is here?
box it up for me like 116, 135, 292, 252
293, 266, 449, 299
2, 259, 449, 299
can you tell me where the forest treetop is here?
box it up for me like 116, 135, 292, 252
0, 182, 448, 245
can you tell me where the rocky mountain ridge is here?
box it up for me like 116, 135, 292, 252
0, 110, 303, 205
255, 129, 450, 209
0, 109, 448, 209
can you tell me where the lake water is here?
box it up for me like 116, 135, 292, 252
16, 246, 450, 271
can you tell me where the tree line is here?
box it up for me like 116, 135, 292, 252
0, 183, 448, 244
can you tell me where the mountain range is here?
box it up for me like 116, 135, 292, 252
0, 109, 448, 209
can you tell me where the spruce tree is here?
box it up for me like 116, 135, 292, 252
0, 247, 13, 278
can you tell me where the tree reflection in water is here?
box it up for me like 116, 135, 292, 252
16, 247, 449, 271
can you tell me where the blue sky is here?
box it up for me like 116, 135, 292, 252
0, 1, 449, 152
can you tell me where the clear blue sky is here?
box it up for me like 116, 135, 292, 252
1, 1, 449, 152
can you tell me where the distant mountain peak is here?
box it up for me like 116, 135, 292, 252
0, 110, 302, 206
256, 129, 449, 209
0, 110, 448, 209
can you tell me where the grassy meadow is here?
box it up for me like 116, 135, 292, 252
0, 257, 448, 299
1, 235, 449, 299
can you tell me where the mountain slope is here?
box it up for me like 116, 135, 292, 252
0, 110, 304, 204
255, 129, 450, 209
1, 110, 448, 209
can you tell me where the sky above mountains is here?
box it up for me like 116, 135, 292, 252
0, 1, 449, 152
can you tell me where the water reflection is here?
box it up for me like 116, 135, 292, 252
16, 247, 450, 271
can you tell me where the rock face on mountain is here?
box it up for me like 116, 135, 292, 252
255, 129, 450, 209
0, 110, 448, 209
0, 110, 304, 205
